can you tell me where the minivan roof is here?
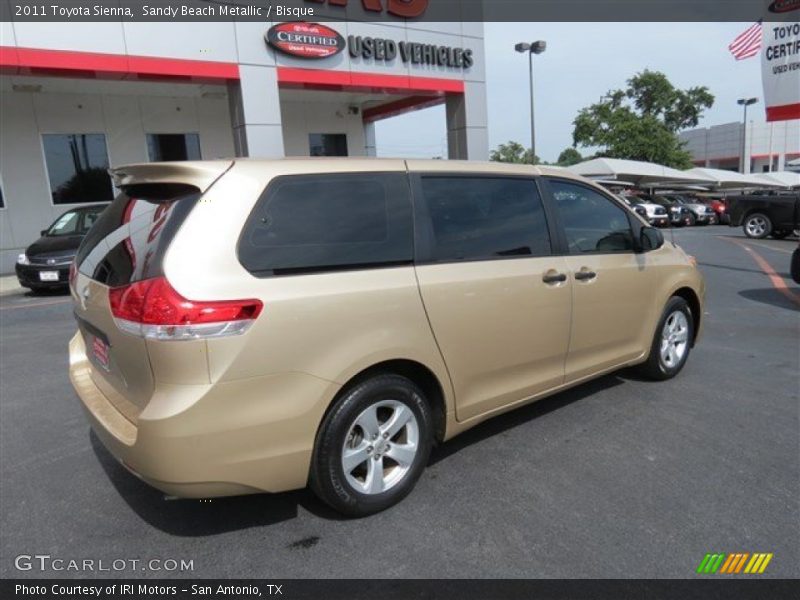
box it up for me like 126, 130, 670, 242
110, 158, 585, 187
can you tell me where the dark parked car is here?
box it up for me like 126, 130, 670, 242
792, 244, 800, 284
726, 191, 800, 239
15, 205, 106, 292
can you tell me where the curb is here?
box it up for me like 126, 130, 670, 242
0, 276, 24, 298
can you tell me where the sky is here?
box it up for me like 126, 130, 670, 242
375, 22, 764, 162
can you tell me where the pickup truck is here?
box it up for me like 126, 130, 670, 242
726, 191, 800, 239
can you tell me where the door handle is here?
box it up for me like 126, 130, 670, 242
542, 272, 567, 284
575, 270, 597, 281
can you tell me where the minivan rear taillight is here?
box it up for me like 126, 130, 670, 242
108, 277, 263, 341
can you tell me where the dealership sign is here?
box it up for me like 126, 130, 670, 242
761, 21, 800, 121
266, 22, 472, 69
266, 22, 345, 59
768, 0, 800, 13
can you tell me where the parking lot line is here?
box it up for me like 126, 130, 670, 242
0, 298, 72, 311
720, 237, 794, 255
724, 238, 800, 307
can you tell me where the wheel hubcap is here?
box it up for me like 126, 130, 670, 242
660, 311, 689, 369
341, 400, 419, 495
746, 217, 767, 236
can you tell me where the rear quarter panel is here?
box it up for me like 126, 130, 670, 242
160, 159, 455, 416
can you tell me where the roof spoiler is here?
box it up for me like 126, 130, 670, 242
109, 160, 234, 193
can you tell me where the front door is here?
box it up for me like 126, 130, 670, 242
412, 174, 572, 422
546, 178, 655, 382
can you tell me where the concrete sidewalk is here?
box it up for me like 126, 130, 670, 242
0, 275, 23, 297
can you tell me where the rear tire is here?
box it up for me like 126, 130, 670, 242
637, 297, 694, 381
309, 374, 433, 517
743, 213, 772, 239
686, 213, 696, 227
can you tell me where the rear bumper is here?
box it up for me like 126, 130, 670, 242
68, 332, 340, 497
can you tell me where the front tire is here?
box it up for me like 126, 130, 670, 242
744, 213, 772, 239
637, 297, 694, 381
310, 374, 433, 517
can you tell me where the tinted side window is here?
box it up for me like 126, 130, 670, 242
419, 176, 550, 262
238, 173, 412, 276
549, 180, 634, 254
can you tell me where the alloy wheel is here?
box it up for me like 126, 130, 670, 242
746, 216, 768, 237
341, 400, 419, 495
660, 310, 689, 369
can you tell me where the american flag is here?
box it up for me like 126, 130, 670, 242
728, 21, 763, 60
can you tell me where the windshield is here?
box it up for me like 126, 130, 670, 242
46, 209, 102, 237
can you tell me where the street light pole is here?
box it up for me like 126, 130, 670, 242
737, 97, 758, 174
516, 40, 546, 164
528, 50, 535, 163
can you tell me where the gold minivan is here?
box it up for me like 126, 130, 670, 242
69, 159, 704, 515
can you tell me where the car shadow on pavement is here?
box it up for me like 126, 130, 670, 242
428, 374, 625, 466
89, 431, 346, 535
738, 288, 800, 311
90, 375, 629, 533
25, 287, 70, 298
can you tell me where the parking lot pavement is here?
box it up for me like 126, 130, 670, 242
0, 226, 797, 580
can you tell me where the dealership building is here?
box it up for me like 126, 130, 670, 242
679, 119, 800, 174
0, 19, 487, 273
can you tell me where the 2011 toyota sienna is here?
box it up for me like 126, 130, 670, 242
69, 159, 704, 516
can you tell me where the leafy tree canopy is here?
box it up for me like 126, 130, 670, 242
572, 70, 714, 169
556, 147, 583, 166
490, 141, 540, 165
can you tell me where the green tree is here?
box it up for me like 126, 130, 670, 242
490, 141, 540, 165
572, 70, 714, 169
556, 147, 583, 166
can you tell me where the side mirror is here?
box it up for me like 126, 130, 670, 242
40, 229, 48, 236
640, 227, 664, 252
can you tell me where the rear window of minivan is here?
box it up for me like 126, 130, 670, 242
238, 172, 413, 276
76, 184, 200, 287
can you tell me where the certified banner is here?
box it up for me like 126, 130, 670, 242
761, 17, 800, 121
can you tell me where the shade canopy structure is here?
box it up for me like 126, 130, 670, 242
786, 157, 800, 167
567, 157, 716, 187
684, 167, 775, 190
591, 179, 637, 188
743, 171, 800, 189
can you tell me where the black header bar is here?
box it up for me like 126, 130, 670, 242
1, 0, 797, 22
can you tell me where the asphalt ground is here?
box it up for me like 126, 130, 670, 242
0, 226, 797, 579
